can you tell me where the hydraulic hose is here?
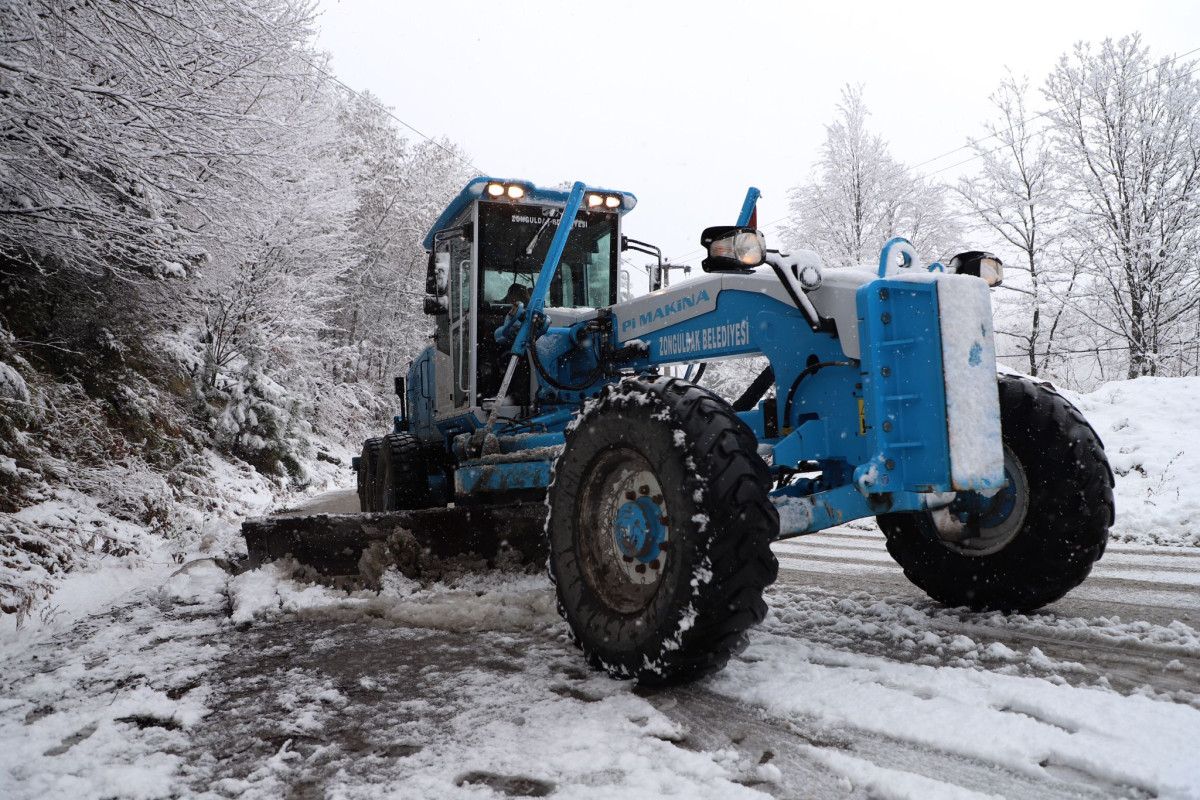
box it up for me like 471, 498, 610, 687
782, 361, 857, 431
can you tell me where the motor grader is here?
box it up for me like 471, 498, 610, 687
244, 177, 1113, 685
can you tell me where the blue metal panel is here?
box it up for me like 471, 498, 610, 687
854, 278, 953, 494
773, 418, 831, 467
407, 347, 438, 442
736, 187, 762, 226
638, 289, 776, 365
772, 482, 931, 538
435, 413, 482, 440
455, 460, 554, 495
494, 432, 566, 453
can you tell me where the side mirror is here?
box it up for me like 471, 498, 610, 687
700, 225, 766, 273
423, 251, 451, 315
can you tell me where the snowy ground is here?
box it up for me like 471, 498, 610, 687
2, 376, 1199, 798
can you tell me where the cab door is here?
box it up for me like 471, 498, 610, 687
432, 229, 475, 417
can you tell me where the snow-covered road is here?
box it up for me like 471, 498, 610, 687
3, 516, 1199, 799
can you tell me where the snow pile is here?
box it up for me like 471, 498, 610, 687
0, 559, 231, 800
227, 561, 559, 633
0, 448, 281, 628
938, 275, 1005, 490
1070, 376, 1200, 546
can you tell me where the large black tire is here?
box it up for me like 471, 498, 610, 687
375, 433, 432, 511
878, 374, 1114, 612
547, 376, 780, 685
357, 437, 383, 512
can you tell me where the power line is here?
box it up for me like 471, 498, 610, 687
911, 44, 1200, 174
924, 60, 1200, 180
996, 340, 1200, 359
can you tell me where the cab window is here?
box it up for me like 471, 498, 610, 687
477, 202, 618, 309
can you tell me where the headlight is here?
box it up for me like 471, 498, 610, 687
949, 250, 1004, 286
486, 182, 528, 201
587, 193, 622, 210
700, 226, 766, 272
978, 256, 1003, 286
711, 231, 766, 265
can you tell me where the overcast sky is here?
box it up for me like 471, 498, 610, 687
314, 0, 1200, 271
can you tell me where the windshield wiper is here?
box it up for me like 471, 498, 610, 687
523, 216, 554, 256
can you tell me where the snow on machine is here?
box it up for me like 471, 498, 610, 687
243, 178, 1114, 684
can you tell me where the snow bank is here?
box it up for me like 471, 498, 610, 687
1070, 376, 1200, 546
228, 560, 560, 633
1, 449, 289, 633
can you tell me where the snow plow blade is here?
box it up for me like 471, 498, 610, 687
241, 503, 548, 579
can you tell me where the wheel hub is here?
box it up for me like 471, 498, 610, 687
608, 469, 668, 583
937, 444, 1030, 556
615, 495, 666, 563
576, 451, 672, 614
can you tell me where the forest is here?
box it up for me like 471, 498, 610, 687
2, 1, 1198, 617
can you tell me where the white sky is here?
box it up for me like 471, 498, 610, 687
314, 0, 1200, 270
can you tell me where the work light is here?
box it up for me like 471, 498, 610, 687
700, 226, 766, 272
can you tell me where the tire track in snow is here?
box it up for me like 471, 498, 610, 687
767, 527, 1200, 704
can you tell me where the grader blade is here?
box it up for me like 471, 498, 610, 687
241, 503, 548, 579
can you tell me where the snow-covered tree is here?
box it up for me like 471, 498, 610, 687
0, 0, 319, 283
328, 93, 473, 388
957, 73, 1083, 379
1045, 35, 1200, 379
783, 85, 960, 266
0, 0, 474, 615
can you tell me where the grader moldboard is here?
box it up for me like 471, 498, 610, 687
243, 178, 1114, 685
